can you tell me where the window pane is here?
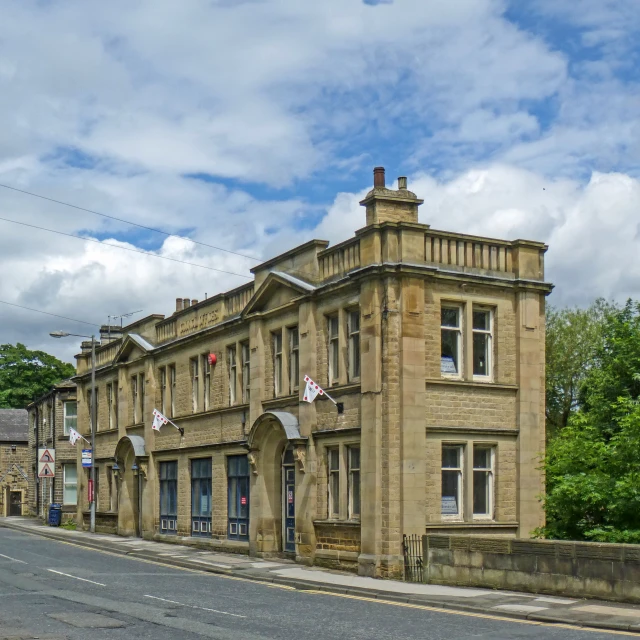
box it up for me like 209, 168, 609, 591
64, 485, 77, 505
441, 308, 459, 328
169, 481, 177, 514
441, 330, 459, 374
329, 449, 339, 471
473, 310, 490, 331
351, 470, 360, 517
329, 316, 339, 337
330, 474, 340, 517
473, 332, 489, 376
473, 470, 490, 515
64, 465, 77, 482
442, 446, 460, 468
331, 340, 339, 378
473, 447, 490, 469
229, 478, 238, 517
238, 478, 249, 518
441, 470, 459, 514
349, 447, 360, 470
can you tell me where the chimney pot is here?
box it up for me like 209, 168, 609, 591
176, 298, 183, 313
373, 166, 386, 188
191, 299, 198, 306
183, 298, 191, 309
398, 176, 408, 190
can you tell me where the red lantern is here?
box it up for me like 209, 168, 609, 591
208, 353, 217, 366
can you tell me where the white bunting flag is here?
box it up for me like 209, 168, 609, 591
68, 427, 87, 446
303, 375, 324, 403
152, 409, 169, 431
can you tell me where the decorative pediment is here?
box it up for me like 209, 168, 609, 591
113, 334, 154, 364
243, 271, 316, 316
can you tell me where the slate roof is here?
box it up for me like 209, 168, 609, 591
0, 409, 29, 443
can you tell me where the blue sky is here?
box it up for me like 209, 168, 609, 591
0, 0, 639, 360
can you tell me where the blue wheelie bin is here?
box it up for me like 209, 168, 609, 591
48, 503, 62, 527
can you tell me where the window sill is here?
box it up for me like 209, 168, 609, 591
313, 519, 361, 527
427, 378, 518, 391
125, 423, 144, 430
96, 427, 119, 435
426, 521, 518, 530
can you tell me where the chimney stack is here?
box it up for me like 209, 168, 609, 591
373, 166, 386, 188
176, 298, 183, 313
183, 298, 191, 309
360, 166, 424, 226
191, 299, 198, 306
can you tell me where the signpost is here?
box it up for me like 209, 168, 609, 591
38, 448, 56, 478
82, 449, 92, 469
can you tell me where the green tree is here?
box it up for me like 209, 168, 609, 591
0, 343, 76, 409
540, 301, 640, 542
541, 399, 640, 543
579, 300, 640, 435
545, 299, 613, 438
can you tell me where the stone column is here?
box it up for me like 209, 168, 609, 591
515, 290, 546, 537
358, 277, 383, 577
297, 300, 318, 563
379, 276, 403, 578
400, 277, 427, 544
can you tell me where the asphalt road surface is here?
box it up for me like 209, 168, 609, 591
0, 528, 635, 640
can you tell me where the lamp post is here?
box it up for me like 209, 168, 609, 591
50, 330, 96, 534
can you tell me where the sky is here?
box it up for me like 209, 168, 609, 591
1, 0, 639, 363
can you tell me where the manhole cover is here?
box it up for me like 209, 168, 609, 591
48, 612, 127, 628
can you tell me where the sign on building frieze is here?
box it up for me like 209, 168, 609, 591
178, 307, 221, 336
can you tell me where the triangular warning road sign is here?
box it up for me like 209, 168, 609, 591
39, 449, 54, 463
39, 463, 54, 478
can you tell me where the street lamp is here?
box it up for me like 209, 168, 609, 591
50, 330, 97, 534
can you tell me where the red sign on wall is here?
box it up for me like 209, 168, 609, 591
88, 479, 94, 503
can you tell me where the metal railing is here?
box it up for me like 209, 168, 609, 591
403, 533, 424, 583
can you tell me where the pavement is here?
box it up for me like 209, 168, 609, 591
2, 517, 640, 637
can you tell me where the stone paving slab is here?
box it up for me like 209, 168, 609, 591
5, 517, 640, 634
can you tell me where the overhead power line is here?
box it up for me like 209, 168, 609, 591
0, 299, 99, 327
0, 182, 260, 262
0, 216, 252, 279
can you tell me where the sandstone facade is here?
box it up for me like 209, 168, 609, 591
0, 409, 30, 517
71, 168, 551, 578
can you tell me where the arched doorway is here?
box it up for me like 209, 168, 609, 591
247, 412, 307, 555
114, 435, 147, 537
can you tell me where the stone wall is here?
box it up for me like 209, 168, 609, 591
425, 384, 516, 429
314, 521, 361, 572
424, 535, 640, 603
0, 442, 31, 516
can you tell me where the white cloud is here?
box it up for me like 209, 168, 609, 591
1, 0, 639, 365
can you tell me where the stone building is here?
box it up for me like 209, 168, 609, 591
0, 409, 30, 516
72, 168, 551, 578
26, 380, 78, 520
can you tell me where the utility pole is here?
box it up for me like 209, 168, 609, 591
90, 335, 96, 534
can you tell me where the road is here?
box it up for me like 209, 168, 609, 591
0, 528, 634, 640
